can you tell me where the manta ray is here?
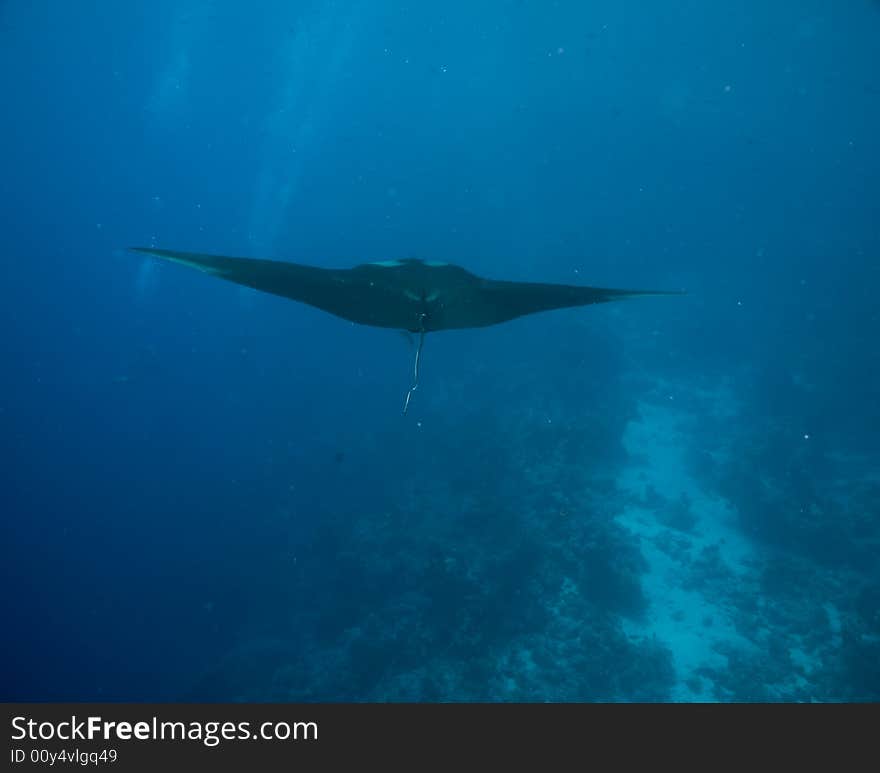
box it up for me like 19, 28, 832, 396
130, 248, 683, 412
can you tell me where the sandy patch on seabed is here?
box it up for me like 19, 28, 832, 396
613, 384, 838, 700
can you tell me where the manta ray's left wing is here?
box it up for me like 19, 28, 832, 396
130, 247, 336, 300
129, 247, 406, 327
435, 275, 685, 329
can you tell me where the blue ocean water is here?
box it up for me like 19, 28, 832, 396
1, 0, 878, 702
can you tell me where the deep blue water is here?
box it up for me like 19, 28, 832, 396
2, 0, 878, 701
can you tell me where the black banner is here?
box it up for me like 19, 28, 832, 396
2, 703, 877, 770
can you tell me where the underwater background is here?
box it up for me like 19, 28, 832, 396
2, 0, 878, 702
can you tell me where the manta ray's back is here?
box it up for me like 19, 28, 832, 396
129, 247, 684, 412
130, 248, 683, 332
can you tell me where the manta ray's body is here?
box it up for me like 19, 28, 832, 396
130, 247, 682, 410
131, 248, 679, 333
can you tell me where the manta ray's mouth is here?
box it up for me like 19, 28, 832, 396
403, 289, 441, 303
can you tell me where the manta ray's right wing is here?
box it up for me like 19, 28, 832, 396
455, 277, 686, 329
